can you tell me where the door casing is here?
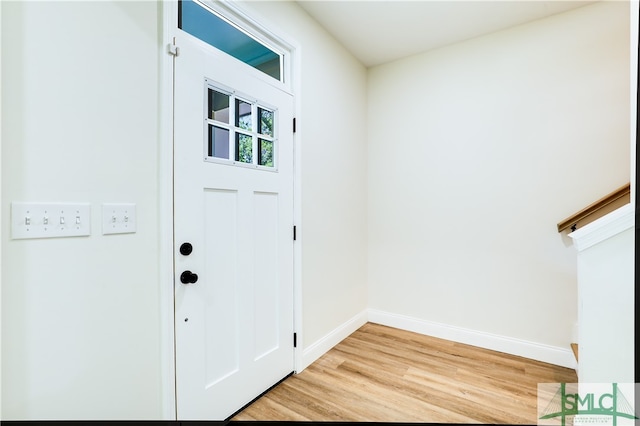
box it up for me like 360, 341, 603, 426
159, 1, 303, 419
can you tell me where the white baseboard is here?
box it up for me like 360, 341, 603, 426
368, 309, 577, 369
301, 310, 368, 370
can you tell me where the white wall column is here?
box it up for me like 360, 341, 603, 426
569, 204, 634, 383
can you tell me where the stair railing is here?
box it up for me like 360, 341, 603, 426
557, 183, 630, 232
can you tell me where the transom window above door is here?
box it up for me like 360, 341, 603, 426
205, 80, 277, 170
179, 0, 283, 81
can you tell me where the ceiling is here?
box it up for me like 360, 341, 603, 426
296, 1, 596, 67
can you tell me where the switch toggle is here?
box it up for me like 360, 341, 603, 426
11, 202, 91, 239
102, 203, 136, 235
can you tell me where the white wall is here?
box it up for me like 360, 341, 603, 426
239, 1, 369, 351
1, 1, 162, 419
367, 2, 630, 353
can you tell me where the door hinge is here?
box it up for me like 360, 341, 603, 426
293, 117, 297, 133
168, 43, 180, 57
293, 332, 297, 348
293, 225, 297, 241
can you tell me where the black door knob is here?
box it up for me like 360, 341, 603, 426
180, 270, 198, 284
180, 242, 193, 256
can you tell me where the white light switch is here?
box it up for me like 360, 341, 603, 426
11, 202, 91, 239
102, 203, 136, 235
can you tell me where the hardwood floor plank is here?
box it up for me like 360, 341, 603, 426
326, 361, 474, 422
232, 322, 577, 423
391, 366, 530, 423
235, 396, 311, 421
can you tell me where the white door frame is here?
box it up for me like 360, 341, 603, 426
159, 0, 303, 419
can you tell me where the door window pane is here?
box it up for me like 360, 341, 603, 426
235, 133, 253, 164
208, 89, 229, 123
258, 139, 273, 167
236, 99, 252, 131
258, 108, 274, 137
205, 83, 278, 170
209, 125, 230, 159
179, 0, 282, 81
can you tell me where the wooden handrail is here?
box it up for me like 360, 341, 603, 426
557, 183, 631, 232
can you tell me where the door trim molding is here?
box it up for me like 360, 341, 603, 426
160, 0, 178, 420
160, 1, 302, 418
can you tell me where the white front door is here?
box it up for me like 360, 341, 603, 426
173, 33, 295, 420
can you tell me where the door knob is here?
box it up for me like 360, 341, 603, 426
180, 242, 193, 256
180, 270, 198, 284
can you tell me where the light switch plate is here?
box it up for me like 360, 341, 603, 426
102, 203, 136, 235
11, 202, 91, 239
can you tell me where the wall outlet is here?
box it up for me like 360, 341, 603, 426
102, 203, 137, 235
11, 202, 91, 239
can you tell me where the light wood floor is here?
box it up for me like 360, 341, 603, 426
233, 322, 577, 423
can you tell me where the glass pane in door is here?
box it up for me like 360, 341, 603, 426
208, 125, 230, 159
235, 133, 253, 164
236, 99, 252, 131
258, 139, 273, 167
208, 89, 230, 122
258, 107, 274, 137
